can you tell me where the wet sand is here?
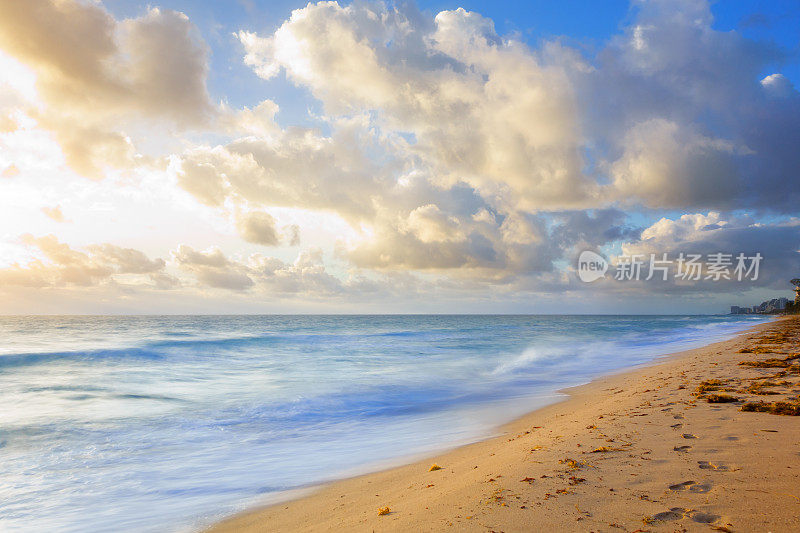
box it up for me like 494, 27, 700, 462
209, 317, 800, 532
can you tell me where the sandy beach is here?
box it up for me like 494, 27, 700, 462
209, 316, 800, 532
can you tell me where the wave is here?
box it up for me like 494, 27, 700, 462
0, 332, 326, 368
0, 346, 167, 369
0, 314, 774, 533
491, 317, 769, 377
491, 344, 574, 375
0, 328, 447, 369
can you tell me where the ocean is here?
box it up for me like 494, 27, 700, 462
0, 314, 769, 532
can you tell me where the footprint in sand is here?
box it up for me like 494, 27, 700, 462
650, 507, 721, 524
698, 460, 731, 471
690, 483, 712, 493
691, 511, 721, 523
651, 508, 686, 521
673, 414, 685, 419
668, 481, 712, 493
668, 481, 696, 491
673, 445, 692, 452
682, 433, 698, 439
671, 423, 683, 429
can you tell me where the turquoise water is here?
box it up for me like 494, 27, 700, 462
0, 314, 769, 531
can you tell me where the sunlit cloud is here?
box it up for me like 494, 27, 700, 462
0, 0, 798, 313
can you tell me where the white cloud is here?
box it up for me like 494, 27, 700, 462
2, 0, 800, 311
41, 205, 67, 222
608, 119, 744, 208
237, 2, 593, 211
0, 234, 174, 288
173, 245, 255, 291
761, 73, 795, 98
620, 212, 800, 290
236, 211, 281, 246
0, 0, 213, 177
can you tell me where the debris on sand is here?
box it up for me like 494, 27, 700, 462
702, 393, 739, 403
741, 400, 800, 416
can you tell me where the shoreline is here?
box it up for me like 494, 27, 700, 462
207, 317, 800, 532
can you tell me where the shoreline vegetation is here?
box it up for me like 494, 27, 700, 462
208, 317, 800, 532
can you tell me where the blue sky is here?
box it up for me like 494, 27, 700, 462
101, 0, 800, 118
0, 0, 798, 313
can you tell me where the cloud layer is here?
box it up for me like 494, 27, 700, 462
0, 0, 213, 177
0, 0, 798, 311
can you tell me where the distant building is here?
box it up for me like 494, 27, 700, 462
730, 297, 789, 314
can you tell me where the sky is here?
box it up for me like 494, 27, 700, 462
0, 0, 798, 314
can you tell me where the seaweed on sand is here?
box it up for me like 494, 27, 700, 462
740, 400, 800, 416
695, 379, 726, 393
740, 358, 791, 368
702, 393, 739, 403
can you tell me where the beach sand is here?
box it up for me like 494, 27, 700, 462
209, 317, 800, 532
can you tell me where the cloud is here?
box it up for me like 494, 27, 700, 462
233, 0, 800, 216
41, 205, 67, 222
617, 212, 800, 291
551, 209, 642, 250
761, 73, 795, 97
176, 153, 230, 207
235, 211, 300, 247
607, 119, 744, 209
172, 244, 378, 296
0, 0, 213, 177
236, 2, 593, 212
172, 245, 254, 290
192, 0, 794, 285
285, 224, 301, 246
580, 0, 799, 211
236, 211, 281, 246
249, 248, 348, 295
2, 0, 800, 311
0, 234, 174, 288
87, 243, 166, 274
2, 163, 19, 178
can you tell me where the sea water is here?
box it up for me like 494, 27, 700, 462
0, 314, 770, 532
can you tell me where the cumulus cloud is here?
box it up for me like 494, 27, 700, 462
3, 0, 800, 309
608, 119, 744, 209
229, 0, 800, 218
236, 211, 281, 246
172, 245, 254, 290
236, 2, 593, 211
0, 0, 213, 177
172, 244, 377, 296
234, 211, 301, 247
162, 0, 791, 288
87, 243, 166, 274
0, 234, 175, 288
177, 115, 403, 219
551, 209, 642, 250
616, 212, 800, 291
581, 0, 799, 210
761, 73, 795, 97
